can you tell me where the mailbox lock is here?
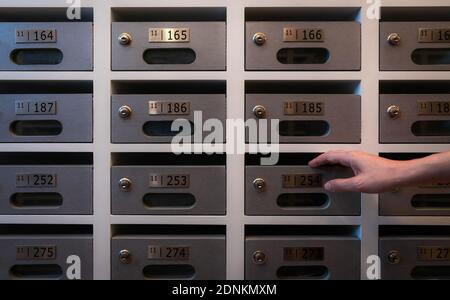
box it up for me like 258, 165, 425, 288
387, 250, 401, 265
253, 33, 267, 46
252, 251, 267, 265
387, 105, 401, 119
253, 105, 267, 119
118, 105, 132, 119
253, 178, 266, 192
119, 249, 132, 264
119, 178, 132, 192
118, 33, 133, 46
387, 33, 401, 46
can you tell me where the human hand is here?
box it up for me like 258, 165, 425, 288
309, 151, 409, 194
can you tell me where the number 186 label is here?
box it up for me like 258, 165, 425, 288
149, 101, 190, 115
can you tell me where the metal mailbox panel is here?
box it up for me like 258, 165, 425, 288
246, 22, 361, 71
380, 94, 450, 143
0, 235, 93, 280
246, 166, 361, 216
380, 184, 450, 216
380, 237, 450, 280
0, 166, 93, 215
0, 94, 93, 143
111, 235, 226, 280
111, 22, 226, 71
246, 94, 361, 143
246, 236, 360, 280
111, 166, 226, 215
380, 22, 450, 71
0, 23, 93, 71
111, 94, 226, 143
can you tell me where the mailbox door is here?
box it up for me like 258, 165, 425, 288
111, 22, 226, 71
245, 166, 360, 216
380, 22, 450, 71
380, 185, 450, 216
246, 236, 360, 280
380, 237, 450, 280
111, 235, 226, 280
0, 23, 93, 71
380, 94, 450, 143
246, 94, 361, 143
0, 166, 93, 215
111, 166, 226, 215
0, 235, 93, 280
246, 22, 361, 71
0, 94, 93, 143
111, 94, 226, 143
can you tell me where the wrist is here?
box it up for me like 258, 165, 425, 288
393, 160, 420, 188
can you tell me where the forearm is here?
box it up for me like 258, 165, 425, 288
398, 152, 450, 187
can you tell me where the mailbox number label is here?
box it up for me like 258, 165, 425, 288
284, 247, 324, 261
15, 101, 57, 115
149, 28, 190, 43
284, 28, 324, 42
284, 101, 324, 116
149, 101, 190, 115
15, 29, 57, 44
149, 174, 190, 188
148, 246, 190, 260
418, 247, 450, 261
16, 174, 57, 188
418, 28, 450, 43
418, 101, 450, 115
16, 246, 57, 260
282, 174, 323, 188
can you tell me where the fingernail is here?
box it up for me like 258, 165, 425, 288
324, 182, 332, 191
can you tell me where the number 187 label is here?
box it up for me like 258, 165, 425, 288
15, 101, 57, 115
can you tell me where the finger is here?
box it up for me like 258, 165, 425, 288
309, 151, 354, 168
324, 178, 360, 192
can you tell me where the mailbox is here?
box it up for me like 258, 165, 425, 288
0, 8, 93, 71
111, 228, 226, 280
245, 226, 361, 280
112, 166, 226, 215
0, 226, 93, 280
246, 165, 360, 216
112, 94, 226, 144
380, 184, 450, 216
380, 227, 450, 280
380, 22, 450, 71
246, 93, 361, 143
380, 94, 450, 143
245, 21, 361, 71
111, 21, 226, 71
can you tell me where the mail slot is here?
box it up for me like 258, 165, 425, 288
0, 153, 93, 215
111, 8, 226, 71
111, 225, 226, 280
379, 153, 450, 216
245, 81, 361, 143
245, 8, 361, 71
380, 226, 450, 280
111, 153, 225, 215
380, 81, 450, 143
0, 225, 93, 280
0, 81, 93, 143
0, 8, 93, 71
380, 7, 450, 71
246, 156, 360, 215
245, 226, 361, 280
111, 81, 226, 144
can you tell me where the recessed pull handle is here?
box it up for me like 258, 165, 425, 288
412, 49, 450, 65
10, 120, 63, 136
10, 49, 63, 65
411, 121, 450, 137
10, 193, 63, 209
277, 193, 329, 208
10, 264, 63, 280
411, 266, 450, 280
143, 48, 196, 65
277, 266, 329, 280
277, 48, 330, 64
411, 194, 450, 209
143, 193, 195, 208
143, 264, 196, 280
279, 121, 330, 137
143, 121, 194, 137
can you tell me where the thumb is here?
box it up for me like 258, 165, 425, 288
324, 178, 360, 192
